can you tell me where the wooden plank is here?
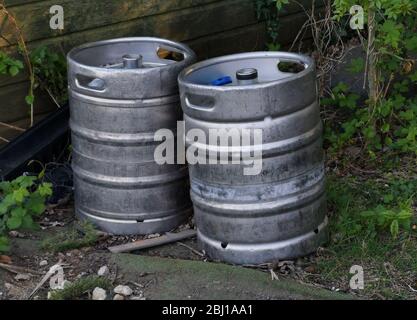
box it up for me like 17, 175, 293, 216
0, 0, 321, 86
0, 0, 318, 124
187, 7, 321, 59
0, 112, 48, 146
39, 0, 254, 48
0, 0, 257, 87
188, 23, 267, 59
0, 72, 27, 87
278, 0, 325, 17
0, 0, 318, 87
0, 80, 56, 123
0, 0, 221, 46
0, 0, 258, 123
108, 229, 197, 253
4, 0, 256, 48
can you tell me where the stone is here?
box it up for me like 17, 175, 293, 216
14, 273, 31, 281
4, 283, 20, 297
39, 260, 48, 267
113, 294, 125, 300
92, 287, 107, 300
8, 231, 24, 238
114, 285, 133, 296
97, 265, 109, 276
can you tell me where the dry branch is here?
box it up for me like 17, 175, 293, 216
108, 229, 197, 253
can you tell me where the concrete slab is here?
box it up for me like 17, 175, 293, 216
109, 253, 351, 300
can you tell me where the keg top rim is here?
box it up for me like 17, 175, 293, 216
67, 37, 196, 71
178, 51, 315, 89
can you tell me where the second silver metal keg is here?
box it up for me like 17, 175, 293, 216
178, 52, 328, 264
67, 37, 196, 235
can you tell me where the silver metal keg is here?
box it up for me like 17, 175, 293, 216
67, 37, 196, 235
178, 52, 328, 264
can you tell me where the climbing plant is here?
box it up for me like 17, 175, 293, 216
0, 1, 35, 125
255, 0, 289, 50
327, 0, 417, 155
0, 1, 68, 131
256, 0, 417, 155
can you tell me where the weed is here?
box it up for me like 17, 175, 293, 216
327, 174, 416, 239
0, 175, 52, 252
41, 221, 99, 253
314, 173, 417, 298
48, 276, 111, 300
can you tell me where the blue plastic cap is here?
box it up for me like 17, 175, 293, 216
210, 76, 232, 86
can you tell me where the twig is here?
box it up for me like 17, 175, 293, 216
270, 269, 279, 281
0, 3, 35, 126
108, 229, 197, 253
45, 87, 61, 108
0, 121, 25, 132
28, 262, 64, 299
0, 262, 41, 275
289, 0, 345, 95
407, 284, 417, 293
177, 241, 204, 257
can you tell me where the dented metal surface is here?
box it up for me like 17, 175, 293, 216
68, 37, 196, 235
178, 51, 328, 264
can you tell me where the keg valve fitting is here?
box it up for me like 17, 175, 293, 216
123, 54, 143, 69
236, 68, 258, 85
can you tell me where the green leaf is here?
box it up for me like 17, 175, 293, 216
14, 175, 36, 189
405, 36, 417, 52
0, 181, 12, 193
12, 188, 29, 203
347, 58, 364, 73
21, 215, 36, 230
0, 236, 10, 252
8, 65, 19, 76
390, 220, 399, 239
381, 123, 390, 133
26, 194, 46, 215
0, 194, 15, 215
400, 109, 414, 121
379, 101, 392, 117
380, 20, 402, 49
409, 71, 417, 82
25, 94, 34, 105
363, 126, 376, 139
38, 183, 52, 197
6, 207, 26, 230
333, 82, 349, 94
383, 193, 394, 203
276, 0, 289, 10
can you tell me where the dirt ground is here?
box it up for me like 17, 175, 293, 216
0, 203, 350, 300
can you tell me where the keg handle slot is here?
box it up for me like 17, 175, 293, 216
157, 46, 185, 62
75, 74, 106, 92
277, 59, 306, 73
184, 93, 215, 111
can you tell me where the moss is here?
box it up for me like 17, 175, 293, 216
41, 221, 98, 253
110, 253, 351, 300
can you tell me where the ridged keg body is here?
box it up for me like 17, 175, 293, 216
68, 38, 196, 235
178, 52, 328, 264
